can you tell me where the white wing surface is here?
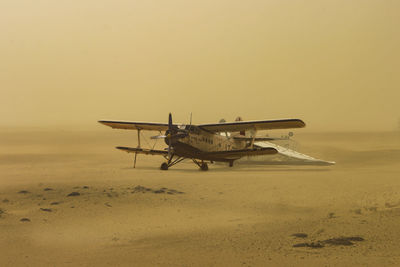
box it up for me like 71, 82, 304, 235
254, 141, 335, 165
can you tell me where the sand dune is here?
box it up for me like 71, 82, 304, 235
0, 130, 399, 266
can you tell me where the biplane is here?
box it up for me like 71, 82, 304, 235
99, 113, 333, 171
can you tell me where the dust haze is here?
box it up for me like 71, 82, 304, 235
1, 0, 399, 130
1, 1, 400, 266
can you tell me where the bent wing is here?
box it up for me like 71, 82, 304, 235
99, 120, 174, 131
116, 146, 168, 156
198, 119, 305, 133
254, 141, 335, 165
205, 147, 277, 160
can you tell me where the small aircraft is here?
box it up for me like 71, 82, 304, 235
99, 113, 333, 171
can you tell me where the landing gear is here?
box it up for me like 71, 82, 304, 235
160, 162, 169, 170
161, 157, 211, 171
229, 160, 234, 167
160, 155, 185, 170
200, 162, 208, 171
192, 159, 209, 171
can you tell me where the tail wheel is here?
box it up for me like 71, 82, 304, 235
160, 162, 169, 170
200, 163, 208, 171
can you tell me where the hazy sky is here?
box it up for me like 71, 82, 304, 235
1, 0, 399, 131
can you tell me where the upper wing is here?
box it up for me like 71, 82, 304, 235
198, 119, 305, 133
98, 120, 174, 131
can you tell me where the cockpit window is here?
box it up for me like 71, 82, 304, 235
184, 125, 198, 133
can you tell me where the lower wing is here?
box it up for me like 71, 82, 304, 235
116, 146, 168, 156
204, 147, 277, 160
116, 146, 277, 160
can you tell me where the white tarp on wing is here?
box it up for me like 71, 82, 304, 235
240, 141, 335, 165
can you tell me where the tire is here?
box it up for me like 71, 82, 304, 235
229, 161, 234, 167
160, 162, 169, 170
200, 163, 208, 171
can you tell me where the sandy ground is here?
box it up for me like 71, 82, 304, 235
1, 128, 400, 266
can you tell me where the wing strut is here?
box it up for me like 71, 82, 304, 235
134, 129, 141, 168
250, 128, 257, 148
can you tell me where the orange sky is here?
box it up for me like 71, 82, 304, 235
1, 0, 399, 131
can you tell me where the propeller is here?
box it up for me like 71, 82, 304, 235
149, 113, 191, 163
150, 113, 190, 140
151, 135, 167, 140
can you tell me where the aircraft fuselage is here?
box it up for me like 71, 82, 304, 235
168, 126, 247, 162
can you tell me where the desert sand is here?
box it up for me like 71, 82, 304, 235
1, 129, 400, 266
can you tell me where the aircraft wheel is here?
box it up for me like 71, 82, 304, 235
200, 163, 208, 171
160, 162, 169, 170
229, 161, 234, 167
